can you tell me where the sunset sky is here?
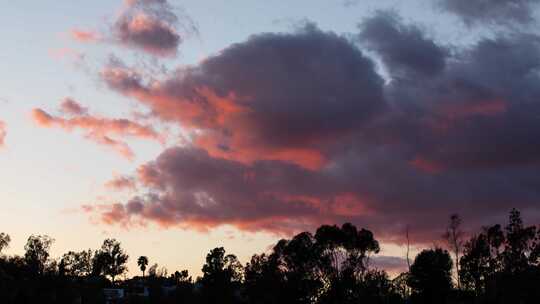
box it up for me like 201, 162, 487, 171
2, 0, 540, 277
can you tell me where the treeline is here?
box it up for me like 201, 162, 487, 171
1, 208, 540, 303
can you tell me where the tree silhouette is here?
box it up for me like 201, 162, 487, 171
137, 255, 149, 277
172, 269, 190, 284
487, 209, 540, 302
59, 249, 93, 277
244, 223, 394, 304
315, 223, 382, 303
3, 212, 540, 303
148, 263, 160, 277
24, 234, 54, 276
503, 208, 536, 273
148, 263, 168, 278
459, 233, 492, 293
392, 272, 411, 299
0, 233, 10, 254
408, 248, 453, 303
484, 223, 504, 270
200, 247, 243, 304
443, 214, 463, 289
279, 232, 324, 304
244, 253, 285, 304
457, 209, 540, 303
458, 224, 505, 295
94, 238, 128, 283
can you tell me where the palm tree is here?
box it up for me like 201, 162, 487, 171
137, 256, 149, 278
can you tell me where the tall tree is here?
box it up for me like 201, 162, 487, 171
503, 208, 536, 273
459, 234, 492, 293
315, 223, 381, 303
244, 253, 284, 304
94, 238, 128, 283
408, 248, 453, 304
24, 234, 54, 276
200, 247, 243, 304
459, 225, 505, 293
280, 232, 324, 304
459, 209, 540, 302
443, 214, 464, 289
137, 256, 149, 277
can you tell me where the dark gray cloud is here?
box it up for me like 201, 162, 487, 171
358, 11, 448, 78
85, 14, 540, 245
97, 146, 338, 233
371, 256, 409, 273
102, 24, 386, 169
384, 34, 540, 170
437, 0, 540, 26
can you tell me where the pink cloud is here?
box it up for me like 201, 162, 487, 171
105, 175, 137, 191
32, 98, 163, 159
99, 26, 385, 170
114, 11, 180, 57
60, 97, 88, 115
70, 29, 101, 42
440, 99, 508, 120
68, 0, 195, 57
77, 19, 540, 248
0, 120, 6, 147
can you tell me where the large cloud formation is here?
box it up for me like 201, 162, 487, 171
77, 8, 540, 245
101, 24, 385, 170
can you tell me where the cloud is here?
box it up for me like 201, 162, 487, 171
384, 34, 540, 170
437, 0, 540, 26
70, 29, 101, 42
0, 120, 6, 147
68, 0, 196, 57
342, 0, 360, 7
371, 256, 409, 274
102, 24, 385, 169
105, 175, 137, 191
32, 98, 162, 159
88, 146, 370, 234
83, 16, 540, 245
358, 11, 448, 78
60, 97, 88, 115
49, 48, 86, 61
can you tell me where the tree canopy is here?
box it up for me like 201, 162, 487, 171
0, 210, 540, 303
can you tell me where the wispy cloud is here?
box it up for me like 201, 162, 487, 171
32, 98, 163, 159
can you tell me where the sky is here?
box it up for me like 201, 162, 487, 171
2, 0, 540, 278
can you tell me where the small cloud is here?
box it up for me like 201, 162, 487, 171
105, 174, 137, 191
0, 120, 6, 147
68, 0, 197, 58
70, 29, 101, 42
32, 97, 163, 160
